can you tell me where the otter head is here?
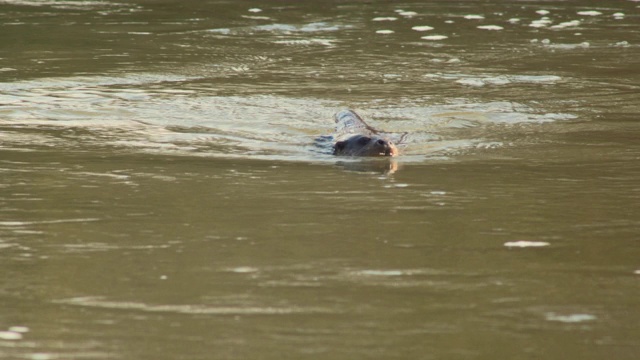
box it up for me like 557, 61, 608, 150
333, 135, 398, 157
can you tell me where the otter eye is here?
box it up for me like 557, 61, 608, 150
358, 137, 371, 145
376, 139, 386, 145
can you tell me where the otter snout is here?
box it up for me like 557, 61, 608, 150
373, 139, 396, 156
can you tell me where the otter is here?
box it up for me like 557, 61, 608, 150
332, 110, 398, 157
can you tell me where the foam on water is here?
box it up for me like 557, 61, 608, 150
550, 20, 581, 29
0, 331, 22, 340
8, 327, 29, 333
0, 218, 100, 227
356, 270, 405, 276
530, 18, 553, 28
227, 266, 259, 273
250, 22, 350, 33
55, 296, 334, 315
412, 26, 434, 31
577, 10, 603, 16
273, 39, 335, 47
545, 313, 597, 323
427, 73, 563, 87
421, 35, 448, 41
477, 25, 503, 30
372, 17, 398, 21
398, 11, 418, 17
241, 15, 271, 21
504, 241, 550, 248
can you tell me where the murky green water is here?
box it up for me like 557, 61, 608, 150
1, 1, 640, 359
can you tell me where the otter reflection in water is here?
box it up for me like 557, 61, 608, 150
332, 110, 399, 157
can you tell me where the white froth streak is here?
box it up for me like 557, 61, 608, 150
372, 17, 397, 21
550, 20, 581, 29
577, 10, 602, 16
421, 35, 448, 40
504, 241, 550, 248
0, 331, 22, 340
477, 25, 503, 30
545, 313, 596, 323
55, 297, 334, 315
0, 218, 100, 226
412, 25, 434, 31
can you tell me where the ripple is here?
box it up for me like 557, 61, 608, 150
273, 39, 335, 46
253, 22, 349, 33
0, 218, 100, 227
0, 0, 128, 10
55, 297, 334, 315
432, 73, 563, 87
1, 69, 578, 163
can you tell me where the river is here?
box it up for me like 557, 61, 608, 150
1, 1, 639, 359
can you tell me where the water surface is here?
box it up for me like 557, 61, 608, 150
1, 1, 640, 359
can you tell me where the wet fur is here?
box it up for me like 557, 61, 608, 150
332, 110, 398, 157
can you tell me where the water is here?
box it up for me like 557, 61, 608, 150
1, 1, 640, 359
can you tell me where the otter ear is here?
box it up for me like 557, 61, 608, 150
333, 141, 346, 154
